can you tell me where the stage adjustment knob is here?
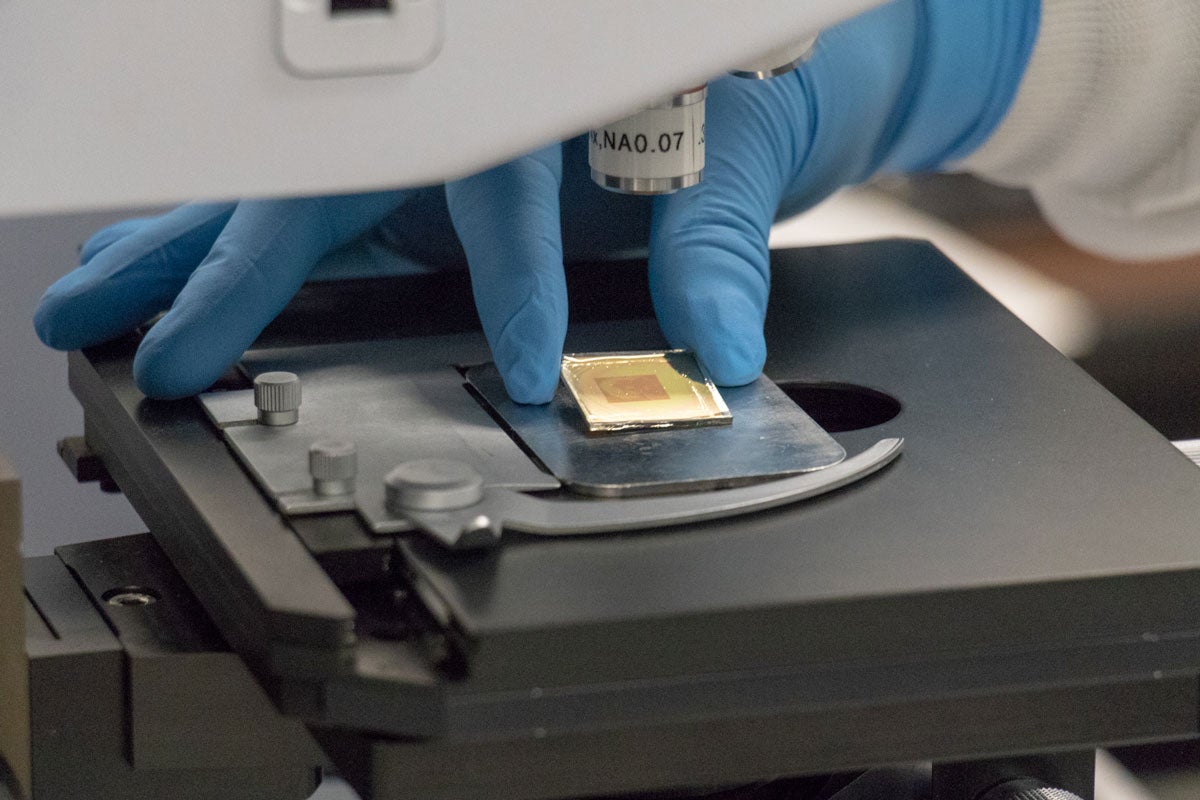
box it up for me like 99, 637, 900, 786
980, 784, 1085, 800
254, 372, 301, 426
309, 439, 357, 497
385, 459, 484, 513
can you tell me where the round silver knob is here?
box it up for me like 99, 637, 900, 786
309, 439, 357, 497
385, 459, 484, 513
1004, 791, 1084, 800
981, 785, 1085, 800
254, 372, 301, 426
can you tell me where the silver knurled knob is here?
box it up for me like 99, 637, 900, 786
385, 459, 484, 513
1005, 791, 1084, 800
309, 439, 357, 497
254, 372, 301, 426
982, 784, 1085, 800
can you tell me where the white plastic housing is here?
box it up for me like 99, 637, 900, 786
280, 0, 444, 78
0, 0, 883, 216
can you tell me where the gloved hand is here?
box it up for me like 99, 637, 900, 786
642, 0, 1037, 385
35, 0, 1037, 403
33, 146, 575, 403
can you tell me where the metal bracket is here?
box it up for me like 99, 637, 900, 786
56, 436, 119, 493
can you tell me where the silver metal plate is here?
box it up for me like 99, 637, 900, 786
199, 342, 560, 534
467, 364, 846, 497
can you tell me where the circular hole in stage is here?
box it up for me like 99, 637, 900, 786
776, 382, 901, 433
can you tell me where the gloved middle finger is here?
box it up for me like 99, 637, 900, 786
79, 215, 158, 264
35, 202, 236, 351
445, 144, 568, 404
132, 191, 407, 399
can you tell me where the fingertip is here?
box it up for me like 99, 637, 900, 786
132, 342, 184, 400
131, 367, 190, 401
649, 182, 773, 394
80, 217, 149, 263
131, 341, 209, 400
492, 300, 565, 405
132, 320, 231, 399
445, 147, 567, 406
498, 348, 561, 405
33, 288, 68, 350
653, 273, 768, 387
696, 333, 766, 387
34, 280, 97, 350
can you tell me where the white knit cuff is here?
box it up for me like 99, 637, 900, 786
962, 0, 1200, 260
962, 0, 1121, 185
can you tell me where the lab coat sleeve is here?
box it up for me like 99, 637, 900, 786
960, 0, 1200, 260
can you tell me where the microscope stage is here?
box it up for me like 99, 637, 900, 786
65, 241, 1200, 798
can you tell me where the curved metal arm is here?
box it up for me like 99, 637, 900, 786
404, 438, 903, 549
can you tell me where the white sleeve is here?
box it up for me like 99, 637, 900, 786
960, 0, 1200, 261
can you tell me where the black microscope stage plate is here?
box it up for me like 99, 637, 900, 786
67, 242, 1200, 783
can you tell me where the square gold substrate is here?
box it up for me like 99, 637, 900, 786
560, 350, 732, 433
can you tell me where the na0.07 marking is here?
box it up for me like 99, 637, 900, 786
590, 129, 692, 154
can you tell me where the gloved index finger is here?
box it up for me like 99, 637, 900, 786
132, 191, 407, 399
79, 216, 156, 263
444, 145, 568, 405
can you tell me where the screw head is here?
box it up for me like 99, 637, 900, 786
385, 459, 484, 512
103, 586, 158, 607
254, 372, 301, 426
309, 439, 357, 496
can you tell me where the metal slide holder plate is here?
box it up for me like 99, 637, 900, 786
467, 363, 847, 497
199, 361, 560, 535
200, 344, 898, 549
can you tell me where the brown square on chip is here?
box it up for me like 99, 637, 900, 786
560, 350, 732, 433
594, 373, 671, 403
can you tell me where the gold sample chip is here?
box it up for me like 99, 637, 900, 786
560, 350, 732, 433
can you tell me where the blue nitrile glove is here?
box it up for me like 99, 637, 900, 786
643, 0, 1038, 385
36, 0, 1036, 403
35, 146, 570, 403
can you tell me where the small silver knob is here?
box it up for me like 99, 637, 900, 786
309, 439, 357, 497
254, 372, 301, 426
981, 784, 1085, 800
385, 459, 484, 513
1004, 791, 1084, 800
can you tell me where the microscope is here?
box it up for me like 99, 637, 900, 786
5, 3, 1200, 800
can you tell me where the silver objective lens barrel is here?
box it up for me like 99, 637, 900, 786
730, 36, 818, 80
587, 36, 817, 196
588, 85, 706, 196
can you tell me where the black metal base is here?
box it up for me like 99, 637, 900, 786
24, 535, 322, 800
25, 533, 1109, 800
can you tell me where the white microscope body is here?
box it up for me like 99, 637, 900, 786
0, 1, 882, 216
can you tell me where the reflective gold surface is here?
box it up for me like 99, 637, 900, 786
560, 351, 732, 433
